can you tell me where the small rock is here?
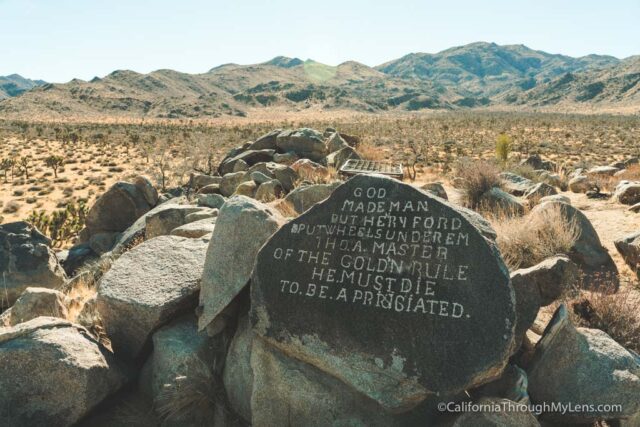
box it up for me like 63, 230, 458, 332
333, 145, 362, 169
250, 171, 273, 185
471, 364, 530, 404
290, 158, 329, 181
479, 187, 525, 215
139, 315, 219, 425
255, 179, 284, 202
234, 180, 258, 197
614, 231, 640, 278
284, 182, 340, 214
500, 172, 535, 196
133, 175, 159, 207
189, 173, 222, 190
273, 152, 299, 165
528, 201, 618, 286
145, 204, 205, 239
196, 183, 221, 194
249, 129, 281, 151
568, 175, 592, 193
170, 218, 216, 239
587, 165, 619, 177
523, 182, 557, 202
520, 155, 555, 171
421, 182, 448, 200
614, 180, 640, 205
223, 315, 254, 423
196, 193, 225, 210
511, 255, 578, 341
326, 132, 349, 153
220, 171, 250, 197
232, 159, 249, 172
184, 209, 218, 222
9, 287, 68, 325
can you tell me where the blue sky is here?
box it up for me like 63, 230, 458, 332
1, 0, 639, 83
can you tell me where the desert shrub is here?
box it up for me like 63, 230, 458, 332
503, 162, 540, 182
154, 360, 220, 424
62, 255, 116, 348
274, 200, 299, 219
613, 163, 640, 181
454, 158, 502, 209
357, 141, 386, 161
2, 200, 20, 214
566, 286, 640, 354
491, 204, 580, 270
495, 133, 512, 163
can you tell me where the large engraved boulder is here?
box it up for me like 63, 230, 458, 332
251, 174, 516, 411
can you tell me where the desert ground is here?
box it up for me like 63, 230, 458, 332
2, 111, 638, 226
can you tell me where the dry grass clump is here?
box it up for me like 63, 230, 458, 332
357, 141, 386, 161
272, 199, 299, 219
504, 162, 541, 182
613, 163, 640, 181
154, 360, 220, 424
566, 286, 640, 354
63, 255, 116, 349
492, 204, 580, 270
454, 158, 503, 209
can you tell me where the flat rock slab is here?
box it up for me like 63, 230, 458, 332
97, 235, 208, 360
198, 196, 284, 331
251, 174, 515, 411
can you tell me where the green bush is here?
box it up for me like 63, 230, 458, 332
495, 133, 512, 163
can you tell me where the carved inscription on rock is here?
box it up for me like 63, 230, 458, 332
251, 174, 515, 411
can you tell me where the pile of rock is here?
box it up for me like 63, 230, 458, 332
1, 143, 639, 426
190, 128, 361, 212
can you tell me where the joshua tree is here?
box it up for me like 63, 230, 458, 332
0, 158, 14, 182
19, 156, 31, 180
45, 155, 64, 178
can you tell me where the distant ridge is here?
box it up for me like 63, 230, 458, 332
0, 74, 46, 99
0, 42, 638, 119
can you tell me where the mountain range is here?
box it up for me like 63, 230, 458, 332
0, 42, 638, 120
0, 74, 46, 99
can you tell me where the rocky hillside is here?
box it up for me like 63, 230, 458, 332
0, 43, 637, 119
0, 74, 46, 99
502, 55, 640, 108
377, 42, 619, 97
